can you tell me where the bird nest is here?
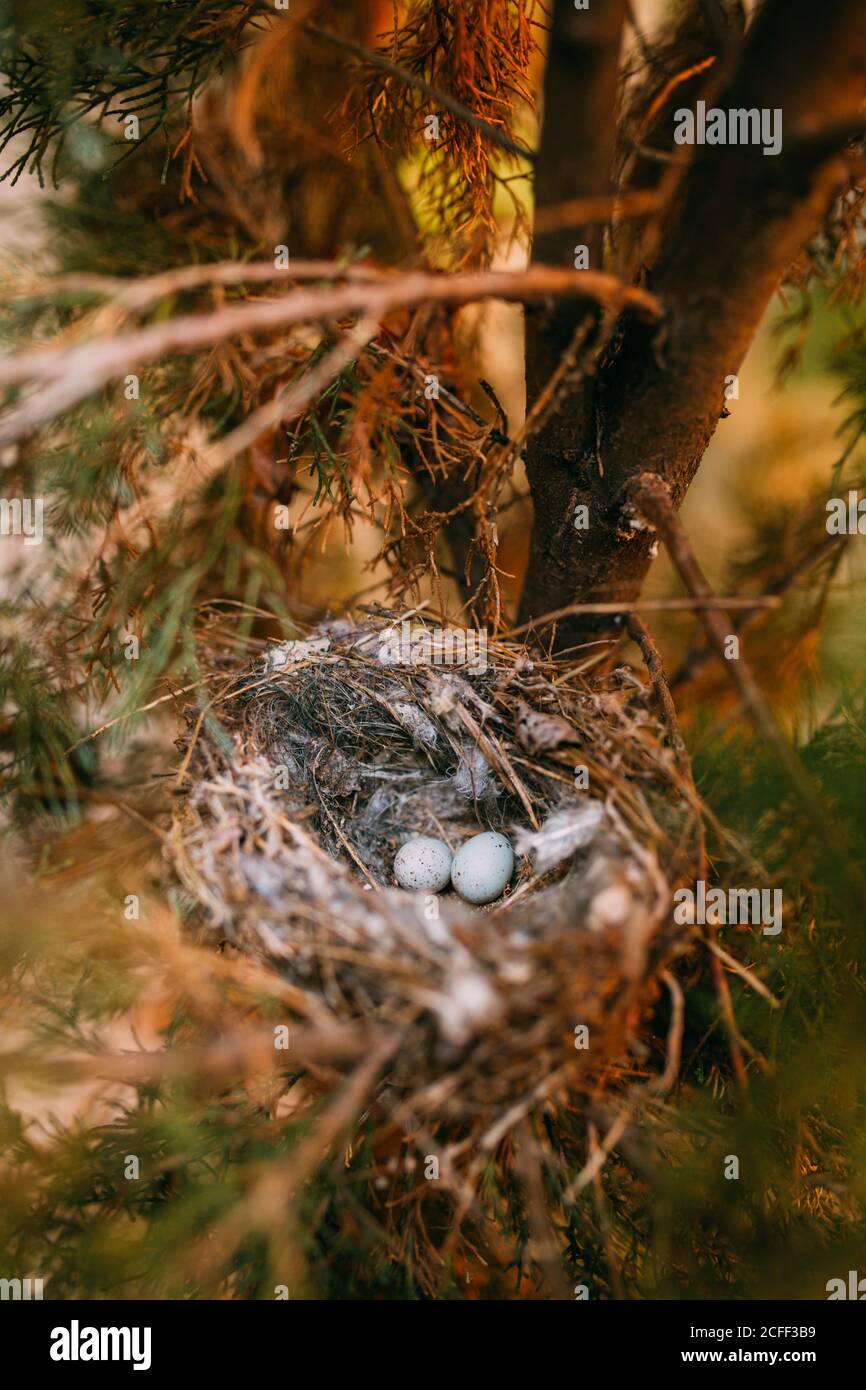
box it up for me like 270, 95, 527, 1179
167, 609, 696, 1273
170, 607, 693, 1079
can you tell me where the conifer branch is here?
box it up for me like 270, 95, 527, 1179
0, 265, 661, 447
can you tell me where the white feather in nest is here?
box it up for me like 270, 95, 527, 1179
513, 804, 607, 873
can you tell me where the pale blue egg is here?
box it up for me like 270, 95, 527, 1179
451, 831, 514, 905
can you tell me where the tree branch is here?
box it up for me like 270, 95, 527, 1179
0, 265, 660, 448
628, 471, 866, 916
518, 0, 866, 640
302, 22, 536, 165
520, 0, 629, 624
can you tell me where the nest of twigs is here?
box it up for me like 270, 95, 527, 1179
167, 609, 696, 1281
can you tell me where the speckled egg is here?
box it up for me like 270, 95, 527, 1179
394, 836, 453, 893
450, 831, 514, 905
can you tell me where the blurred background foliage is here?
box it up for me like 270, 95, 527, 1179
0, 0, 864, 1298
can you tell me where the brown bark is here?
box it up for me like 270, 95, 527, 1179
520, 0, 628, 630
518, 0, 866, 644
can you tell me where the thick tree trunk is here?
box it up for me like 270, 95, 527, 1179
519, 0, 627, 630
518, 0, 866, 645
